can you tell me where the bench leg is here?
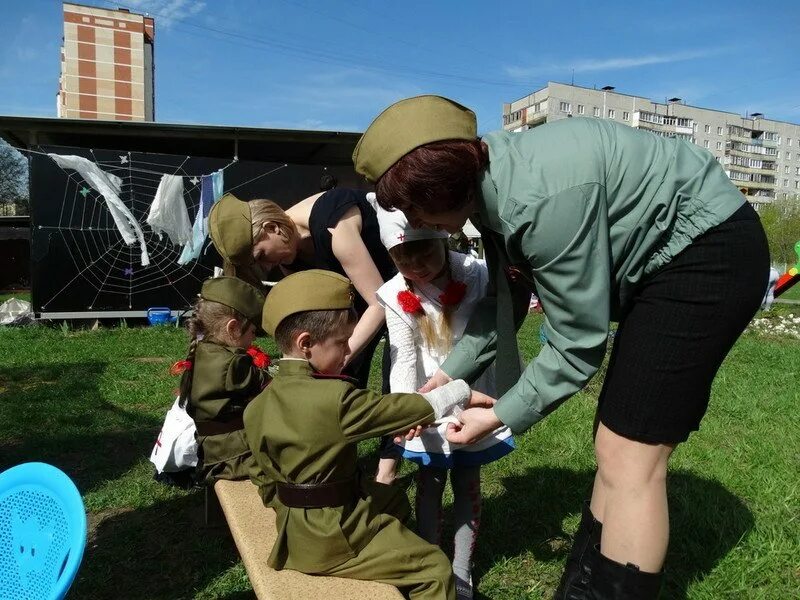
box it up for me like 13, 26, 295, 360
205, 485, 223, 525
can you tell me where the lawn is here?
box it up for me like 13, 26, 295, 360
778, 280, 800, 301
0, 290, 30, 304
0, 314, 798, 599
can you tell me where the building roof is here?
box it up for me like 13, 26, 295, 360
0, 115, 362, 165
508, 81, 799, 127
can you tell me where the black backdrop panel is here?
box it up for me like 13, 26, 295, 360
30, 145, 368, 315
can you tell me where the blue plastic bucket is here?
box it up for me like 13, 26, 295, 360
147, 307, 176, 326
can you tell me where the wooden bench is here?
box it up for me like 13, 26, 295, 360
212, 479, 403, 600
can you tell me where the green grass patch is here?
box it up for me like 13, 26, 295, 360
0, 290, 31, 304
1, 317, 798, 599
777, 280, 800, 301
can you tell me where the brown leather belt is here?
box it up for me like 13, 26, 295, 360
194, 415, 244, 436
277, 476, 357, 508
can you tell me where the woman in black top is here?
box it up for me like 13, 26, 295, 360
211, 188, 395, 388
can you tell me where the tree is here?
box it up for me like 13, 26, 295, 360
758, 196, 800, 268
0, 140, 29, 215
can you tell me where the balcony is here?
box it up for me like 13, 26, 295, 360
729, 179, 776, 191
526, 110, 546, 126
728, 134, 778, 148
723, 160, 776, 175
727, 145, 778, 159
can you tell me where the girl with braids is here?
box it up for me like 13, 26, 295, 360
173, 276, 270, 485
372, 200, 514, 600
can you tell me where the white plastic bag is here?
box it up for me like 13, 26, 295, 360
149, 397, 198, 473
0, 298, 33, 325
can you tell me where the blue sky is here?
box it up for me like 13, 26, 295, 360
1, 0, 799, 133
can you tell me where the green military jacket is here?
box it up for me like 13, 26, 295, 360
243, 359, 436, 573
441, 117, 745, 433
189, 341, 268, 484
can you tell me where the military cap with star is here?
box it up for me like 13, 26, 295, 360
200, 276, 265, 325
262, 269, 354, 337
208, 193, 253, 266
353, 95, 477, 183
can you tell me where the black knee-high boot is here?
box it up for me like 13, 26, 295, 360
585, 544, 663, 600
553, 501, 602, 600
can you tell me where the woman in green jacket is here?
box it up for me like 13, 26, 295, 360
353, 96, 769, 600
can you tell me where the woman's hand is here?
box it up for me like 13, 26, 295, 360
418, 369, 452, 393
446, 408, 503, 445
467, 390, 497, 409
392, 391, 497, 443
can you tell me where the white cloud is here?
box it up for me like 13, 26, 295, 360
119, 0, 207, 28
506, 48, 726, 79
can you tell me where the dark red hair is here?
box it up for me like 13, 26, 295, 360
375, 139, 489, 214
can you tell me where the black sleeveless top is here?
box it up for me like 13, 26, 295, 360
289, 188, 396, 315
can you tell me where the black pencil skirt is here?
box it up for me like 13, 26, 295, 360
597, 202, 770, 444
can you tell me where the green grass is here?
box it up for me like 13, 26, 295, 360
777, 280, 800, 301
0, 290, 30, 304
1, 317, 798, 599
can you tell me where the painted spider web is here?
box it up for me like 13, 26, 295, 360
40, 150, 214, 311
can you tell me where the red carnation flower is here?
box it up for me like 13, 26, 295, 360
169, 359, 193, 376
397, 290, 423, 314
439, 280, 467, 306
247, 346, 272, 369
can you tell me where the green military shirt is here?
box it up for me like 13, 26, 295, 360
243, 359, 438, 573
441, 117, 745, 433
189, 341, 268, 483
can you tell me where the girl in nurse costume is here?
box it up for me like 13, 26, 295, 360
371, 194, 513, 600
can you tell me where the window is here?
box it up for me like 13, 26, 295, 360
703, 140, 709, 148
787, 152, 792, 160
789, 138, 793, 146
577, 104, 584, 115
608, 109, 615, 119
785, 166, 791, 174
796, 181, 800, 189
593, 107, 600, 117
717, 127, 723, 135
559, 101, 571, 113
796, 167, 800, 175
784, 179, 789, 187
623, 111, 630, 121
716, 141, 722, 150
704, 124, 710, 133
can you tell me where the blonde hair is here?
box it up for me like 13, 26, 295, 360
248, 199, 298, 246
389, 239, 455, 355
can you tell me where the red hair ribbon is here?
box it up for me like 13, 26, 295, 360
247, 345, 272, 369
170, 360, 193, 376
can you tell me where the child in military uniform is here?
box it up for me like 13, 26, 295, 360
176, 276, 270, 485
244, 269, 495, 600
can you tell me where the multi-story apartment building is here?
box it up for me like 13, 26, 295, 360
57, 2, 155, 121
503, 82, 800, 207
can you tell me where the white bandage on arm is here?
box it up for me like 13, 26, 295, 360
420, 380, 470, 419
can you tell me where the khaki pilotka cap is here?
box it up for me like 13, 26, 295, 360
200, 276, 265, 325
208, 193, 253, 266
352, 95, 477, 183
262, 270, 354, 337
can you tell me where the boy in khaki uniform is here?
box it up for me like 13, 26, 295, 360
244, 269, 494, 600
